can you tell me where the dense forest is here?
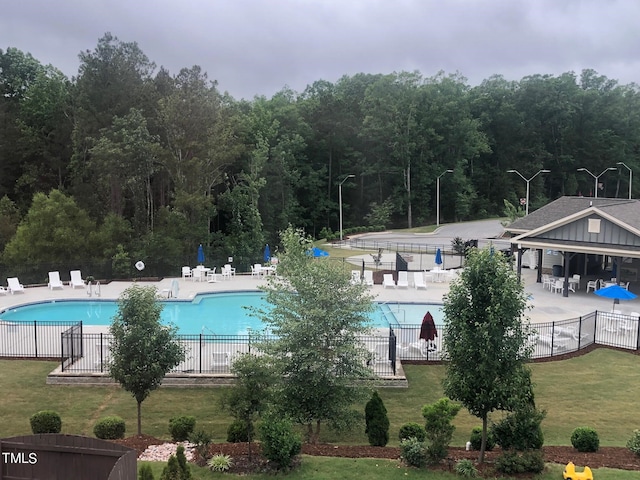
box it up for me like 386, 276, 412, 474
1, 33, 639, 278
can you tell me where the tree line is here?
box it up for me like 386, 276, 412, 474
1, 33, 639, 274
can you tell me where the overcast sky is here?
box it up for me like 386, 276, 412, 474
2, 0, 639, 99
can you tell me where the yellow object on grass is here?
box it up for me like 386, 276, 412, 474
563, 461, 593, 480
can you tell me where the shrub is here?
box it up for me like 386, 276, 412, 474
400, 437, 428, 468
189, 429, 212, 460
30, 410, 62, 434
227, 419, 254, 443
169, 416, 196, 442
160, 455, 180, 480
93, 416, 126, 439
495, 450, 544, 474
422, 398, 460, 464
207, 454, 233, 472
365, 391, 390, 447
138, 463, 155, 480
454, 459, 478, 478
571, 426, 599, 452
627, 429, 640, 456
175, 445, 191, 480
259, 415, 301, 470
399, 422, 426, 443
469, 427, 495, 451
491, 407, 545, 451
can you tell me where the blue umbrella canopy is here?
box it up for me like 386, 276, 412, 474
197, 244, 205, 264
435, 248, 443, 266
594, 284, 637, 309
264, 244, 271, 263
309, 246, 329, 258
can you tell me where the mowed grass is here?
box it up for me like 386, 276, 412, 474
1, 348, 640, 448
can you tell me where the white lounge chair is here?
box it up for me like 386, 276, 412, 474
181, 266, 192, 280
69, 270, 84, 289
414, 272, 427, 289
350, 270, 361, 285
397, 271, 409, 288
363, 270, 374, 286
48, 271, 64, 290
7, 277, 24, 294
382, 274, 396, 289
222, 264, 236, 280
251, 264, 262, 277
211, 352, 231, 370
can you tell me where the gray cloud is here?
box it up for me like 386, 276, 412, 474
2, 0, 639, 99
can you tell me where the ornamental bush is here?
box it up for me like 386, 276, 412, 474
365, 391, 390, 446
30, 410, 62, 434
259, 415, 301, 470
207, 454, 233, 472
398, 422, 426, 443
138, 464, 155, 480
627, 429, 640, 456
400, 437, 428, 468
227, 419, 254, 443
469, 426, 495, 451
495, 450, 544, 474
454, 459, 478, 478
93, 416, 126, 439
422, 398, 460, 464
571, 426, 599, 452
169, 416, 196, 442
491, 407, 545, 451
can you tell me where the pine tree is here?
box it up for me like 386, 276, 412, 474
365, 391, 390, 446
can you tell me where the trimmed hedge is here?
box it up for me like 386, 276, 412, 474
30, 411, 62, 434
94, 416, 126, 440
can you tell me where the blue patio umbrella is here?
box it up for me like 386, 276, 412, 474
197, 244, 205, 265
309, 246, 330, 258
594, 284, 637, 310
264, 244, 271, 263
435, 248, 443, 266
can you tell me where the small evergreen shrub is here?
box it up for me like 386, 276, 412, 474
138, 463, 155, 480
398, 422, 426, 442
422, 398, 460, 464
93, 416, 126, 439
189, 429, 212, 460
571, 426, 599, 452
160, 455, 180, 480
259, 415, 301, 470
454, 459, 478, 478
365, 391, 390, 446
175, 445, 191, 480
226, 419, 254, 443
491, 407, 545, 451
30, 410, 62, 434
627, 429, 640, 457
495, 450, 544, 474
207, 454, 233, 472
400, 437, 428, 468
169, 416, 196, 442
469, 427, 495, 451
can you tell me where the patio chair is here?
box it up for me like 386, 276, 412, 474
251, 264, 262, 277
95, 341, 111, 367
414, 272, 427, 290
69, 270, 85, 289
382, 274, 396, 289
350, 270, 361, 285
542, 274, 552, 291
551, 279, 564, 294
211, 352, 231, 370
363, 270, 374, 286
618, 319, 635, 336
181, 266, 192, 280
7, 277, 24, 294
222, 264, 236, 280
48, 271, 64, 290
396, 271, 409, 288
586, 279, 600, 293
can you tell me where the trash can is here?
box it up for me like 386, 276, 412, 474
552, 265, 563, 277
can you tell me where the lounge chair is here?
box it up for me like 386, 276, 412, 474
350, 270, 361, 285
211, 352, 231, 370
363, 270, 374, 286
7, 277, 24, 294
382, 274, 396, 289
48, 271, 64, 290
414, 272, 427, 289
251, 264, 262, 277
181, 266, 192, 280
69, 270, 85, 289
397, 271, 409, 288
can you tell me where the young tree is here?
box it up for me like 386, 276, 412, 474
255, 226, 374, 444
442, 247, 533, 463
364, 391, 390, 447
109, 285, 185, 434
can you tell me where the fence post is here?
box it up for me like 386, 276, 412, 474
577, 316, 582, 350
636, 314, 640, 351
34, 320, 38, 358
61, 332, 65, 372
199, 334, 203, 374
550, 321, 555, 357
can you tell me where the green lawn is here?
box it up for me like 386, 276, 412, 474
1, 348, 639, 448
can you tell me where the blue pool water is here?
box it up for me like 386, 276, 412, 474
0, 292, 444, 335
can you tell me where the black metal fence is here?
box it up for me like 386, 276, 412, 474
61, 322, 83, 370
0, 319, 79, 358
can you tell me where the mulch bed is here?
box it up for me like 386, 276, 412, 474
115, 434, 640, 476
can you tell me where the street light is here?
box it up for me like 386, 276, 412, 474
436, 169, 453, 226
338, 174, 355, 241
577, 167, 616, 199
507, 169, 550, 216
616, 162, 633, 199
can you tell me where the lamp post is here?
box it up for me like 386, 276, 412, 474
616, 162, 633, 199
506, 169, 550, 216
338, 174, 355, 241
577, 167, 616, 199
436, 169, 453, 226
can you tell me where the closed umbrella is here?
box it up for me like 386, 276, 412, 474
197, 244, 205, 265
419, 311, 438, 351
264, 244, 271, 263
435, 248, 443, 267
594, 284, 637, 310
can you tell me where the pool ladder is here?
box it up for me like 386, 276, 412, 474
86, 281, 101, 297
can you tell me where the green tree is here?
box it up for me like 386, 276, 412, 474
442, 247, 532, 463
364, 391, 390, 447
255, 226, 374, 443
221, 353, 276, 461
109, 285, 185, 434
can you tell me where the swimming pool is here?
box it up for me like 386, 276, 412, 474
0, 292, 444, 335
